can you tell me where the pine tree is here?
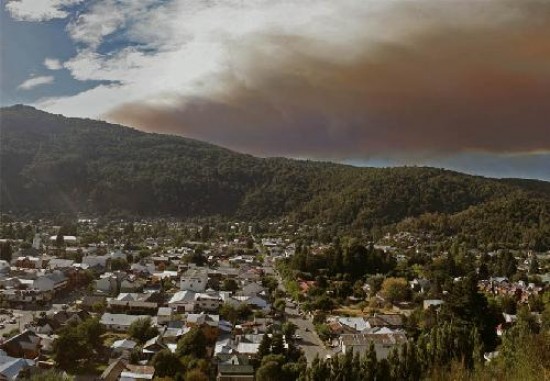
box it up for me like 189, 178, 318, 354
529, 256, 539, 274
0, 241, 12, 262
360, 341, 377, 381
388, 347, 401, 380
257, 334, 272, 359
270, 333, 285, 355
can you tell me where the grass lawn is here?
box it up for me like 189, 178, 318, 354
101, 331, 128, 347
67, 359, 109, 376
333, 306, 363, 316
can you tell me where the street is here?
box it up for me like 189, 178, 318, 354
0, 289, 85, 339
273, 269, 336, 363
0, 309, 37, 338
285, 302, 334, 363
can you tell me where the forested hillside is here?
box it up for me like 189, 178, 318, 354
1, 105, 549, 247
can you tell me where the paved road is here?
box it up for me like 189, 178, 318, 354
0, 289, 85, 338
272, 270, 335, 363
285, 303, 334, 363
0, 310, 37, 337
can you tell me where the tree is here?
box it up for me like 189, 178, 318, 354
185, 369, 208, 381
55, 233, 65, 248
53, 326, 92, 369
273, 298, 286, 313
312, 295, 335, 312
256, 360, 280, 381
0, 241, 12, 262
128, 317, 158, 344
257, 333, 272, 359
441, 273, 499, 350
270, 333, 285, 355
78, 317, 104, 351
381, 277, 410, 304
219, 303, 238, 323
151, 349, 182, 378
529, 256, 539, 274
176, 327, 207, 358
262, 276, 278, 294
282, 322, 297, 341
256, 355, 289, 381
222, 278, 239, 293
200, 225, 210, 241
111, 258, 129, 271
362, 341, 378, 381
92, 301, 107, 314
314, 323, 331, 342
478, 262, 490, 281
516, 306, 539, 334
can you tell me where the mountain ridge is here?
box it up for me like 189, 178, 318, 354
1, 105, 549, 248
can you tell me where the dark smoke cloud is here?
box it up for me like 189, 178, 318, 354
106, 1, 550, 160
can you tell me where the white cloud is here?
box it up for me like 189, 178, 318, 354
18, 75, 54, 90
66, 0, 128, 48
44, 58, 62, 70
5, 0, 83, 22
38, 0, 389, 116
35, 0, 522, 122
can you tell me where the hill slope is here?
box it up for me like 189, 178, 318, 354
1, 105, 549, 246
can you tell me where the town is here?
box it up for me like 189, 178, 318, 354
0, 217, 548, 380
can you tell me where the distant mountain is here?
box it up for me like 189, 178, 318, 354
1, 105, 549, 248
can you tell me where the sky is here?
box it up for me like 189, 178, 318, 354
1, 0, 549, 181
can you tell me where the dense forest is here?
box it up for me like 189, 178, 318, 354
1, 105, 549, 248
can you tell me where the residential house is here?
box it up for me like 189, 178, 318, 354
195, 292, 222, 312
120, 364, 155, 381
48, 259, 74, 270
81, 295, 107, 311
409, 279, 431, 293
239, 282, 265, 297
101, 359, 155, 381
186, 313, 220, 342
180, 268, 208, 292
157, 307, 173, 325
0, 355, 35, 381
339, 332, 407, 359
111, 339, 137, 357
365, 314, 404, 329
96, 274, 120, 295
0, 261, 11, 275
142, 336, 166, 358
33, 271, 67, 294
49, 235, 77, 246
108, 293, 158, 314
423, 300, 444, 310
120, 278, 145, 293
14, 257, 42, 269
83, 255, 110, 270
1, 331, 42, 359
0, 289, 51, 307
168, 291, 196, 313
99, 313, 153, 332
217, 354, 254, 381
233, 334, 264, 356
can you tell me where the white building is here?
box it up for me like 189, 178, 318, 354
180, 268, 208, 292
99, 313, 152, 332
